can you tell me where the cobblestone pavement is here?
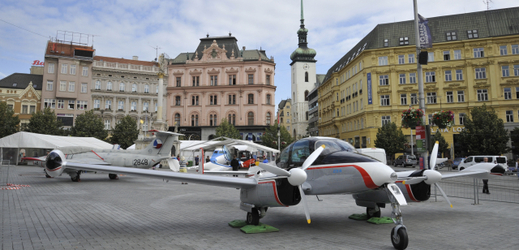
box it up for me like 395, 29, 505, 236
1, 166, 516, 250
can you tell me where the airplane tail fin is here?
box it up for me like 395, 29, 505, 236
137, 131, 182, 158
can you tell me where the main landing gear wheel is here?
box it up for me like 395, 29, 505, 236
71, 171, 81, 182
109, 174, 118, 180
246, 208, 260, 225
391, 227, 409, 250
366, 207, 381, 219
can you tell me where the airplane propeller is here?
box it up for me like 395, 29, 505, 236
258, 145, 325, 224
428, 141, 453, 208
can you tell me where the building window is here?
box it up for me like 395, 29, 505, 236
443, 51, 450, 61
95, 80, 101, 90
504, 88, 512, 100
60, 81, 66, 91
130, 101, 136, 111
81, 83, 87, 93
410, 93, 418, 105
44, 99, 56, 109
57, 99, 64, 109
118, 100, 124, 111
398, 55, 405, 64
381, 116, 391, 125
379, 75, 389, 85
209, 114, 217, 126
228, 113, 236, 126
119, 82, 125, 92
192, 76, 199, 86
427, 92, 437, 104
428, 114, 433, 125
248, 74, 254, 85
454, 50, 461, 60
143, 102, 149, 111
248, 94, 254, 104
502, 65, 510, 77
47, 80, 53, 91
266, 75, 271, 85
378, 56, 388, 66
446, 91, 453, 103
512, 44, 519, 55
399, 37, 409, 46
21, 105, 28, 114
445, 70, 452, 81
191, 114, 199, 126
459, 113, 465, 125
473, 48, 484, 58
383, 39, 389, 47
400, 94, 407, 105
229, 75, 236, 85
68, 100, 75, 109
266, 112, 271, 125
61, 64, 68, 74
175, 96, 181, 106
408, 54, 415, 64
70, 65, 76, 75
82, 66, 88, 76
506, 111, 514, 123
446, 31, 457, 41
409, 73, 416, 84
428, 52, 434, 62
456, 69, 463, 80
68, 81, 75, 92
210, 95, 218, 105
457, 91, 465, 102
399, 74, 406, 84
247, 112, 254, 125
48, 63, 55, 74
477, 89, 488, 101
467, 29, 479, 39
475, 68, 486, 79
500, 45, 508, 56
104, 120, 111, 130
107, 81, 112, 91
305, 72, 309, 82
266, 94, 271, 105
105, 100, 112, 110
174, 113, 180, 126
229, 94, 236, 104
380, 95, 390, 106
425, 72, 436, 82
191, 95, 199, 105
77, 100, 87, 110
210, 75, 218, 86
514, 65, 519, 76
516, 87, 519, 99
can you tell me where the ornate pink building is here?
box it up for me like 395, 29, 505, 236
166, 35, 276, 140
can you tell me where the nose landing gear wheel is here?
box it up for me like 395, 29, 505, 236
391, 227, 408, 250
246, 208, 260, 225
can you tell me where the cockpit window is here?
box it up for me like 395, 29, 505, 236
315, 139, 355, 155
291, 140, 310, 166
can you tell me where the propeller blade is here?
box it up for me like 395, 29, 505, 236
430, 141, 439, 170
434, 183, 453, 208
258, 163, 290, 177
302, 145, 325, 170
402, 176, 426, 185
298, 185, 311, 224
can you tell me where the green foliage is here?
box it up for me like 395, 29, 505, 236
429, 131, 449, 157
374, 122, 407, 160
71, 110, 108, 141
511, 127, 519, 157
457, 104, 509, 155
215, 118, 241, 139
109, 115, 139, 149
261, 124, 294, 151
0, 102, 20, 138
25, 107, 63, 135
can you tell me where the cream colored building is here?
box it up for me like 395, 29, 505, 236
318, 7, 519, 157
0, 73, 42, 128
277, 99, 292, 132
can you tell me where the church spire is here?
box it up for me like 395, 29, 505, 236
290, 0, 316, 64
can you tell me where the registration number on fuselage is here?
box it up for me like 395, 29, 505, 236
133, 159, 149, 166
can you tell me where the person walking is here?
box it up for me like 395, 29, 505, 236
515, 158, 519, 179
482, 157, 490, 194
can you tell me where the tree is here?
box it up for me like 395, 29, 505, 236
261, 124, 294, 151
429, 131, 449, 157
25, 107, 63, 135
71, 110, 108, 141
510, 127, 519, 157
374, 122, 407, 161
215, 118, 241, 139
0, 102, 20, 138
457, 104, 509, 155
109, 115, 139, 149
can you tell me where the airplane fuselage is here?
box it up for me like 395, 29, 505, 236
67, 150, 167, 169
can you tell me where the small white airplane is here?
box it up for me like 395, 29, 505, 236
43, 137, 505, 249
25, 131, 182, 182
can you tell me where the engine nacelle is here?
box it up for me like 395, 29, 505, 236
45, 150, 66, 177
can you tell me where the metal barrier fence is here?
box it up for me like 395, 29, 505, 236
432, 174, 519, 204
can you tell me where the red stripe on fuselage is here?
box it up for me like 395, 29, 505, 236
258, 181, 287, 207
47, 166, 62, 172
396, 181, 419, 202
307, 164, 378, 189
91, 150, 104, 161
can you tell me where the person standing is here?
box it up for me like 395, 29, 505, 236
195, 155, 199, 166
206, 155, 211, 163
482, 157, 490, 194
231, 156, 239, 171
515, 158, 519, 179
179, 156, 188, 184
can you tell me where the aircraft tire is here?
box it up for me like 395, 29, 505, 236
246, 208, 260, 225
71, 171, 81, 182
109, 174, 118, 180
391, 227, 408, 250
366, 207, 381, 218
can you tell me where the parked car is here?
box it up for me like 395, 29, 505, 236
394, 154, 417, 167
451, 157, 465, 170
458, 155, 507, 171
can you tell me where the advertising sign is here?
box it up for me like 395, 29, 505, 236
418, 14, 433, 48
367, 73, 372, 104
416, 125, 426, 140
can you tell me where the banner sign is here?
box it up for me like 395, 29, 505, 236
418, 14, 432, 48
367, 73, 372, 104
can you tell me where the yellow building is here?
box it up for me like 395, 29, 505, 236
0, 73, 43, 128
277, 99, 292, 132
318, 7, 519, 158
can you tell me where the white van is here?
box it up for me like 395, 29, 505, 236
357, 148, 387, 165
458, 155, 507, 171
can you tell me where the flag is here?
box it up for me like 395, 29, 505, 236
418, 14, 432, 49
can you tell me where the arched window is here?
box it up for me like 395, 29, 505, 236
305, 90, 309, 101
209, 114, 218, 126
228, 113, 236, 126
248, 112, 254, 125
305, 72, 309, 82
175, 113, 180, 126
266, 112, 271, 125
191, 114, 198, 126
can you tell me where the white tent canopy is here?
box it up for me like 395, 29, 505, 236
182, 138, 280, 153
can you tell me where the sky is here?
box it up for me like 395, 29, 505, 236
1, 0, 517, 107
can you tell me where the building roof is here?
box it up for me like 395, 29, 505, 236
323, 6, 519, 82
0, 73, 43, 90
93, 56, 158, 66
45, 41, 95, 59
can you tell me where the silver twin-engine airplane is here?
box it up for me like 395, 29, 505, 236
44, 136, 505, 249
28, 131, 181, 182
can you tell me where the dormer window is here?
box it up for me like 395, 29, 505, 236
467, 29, 479, 39
399, 37, 409, 46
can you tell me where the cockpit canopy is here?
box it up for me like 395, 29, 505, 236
277, 137, 368, 169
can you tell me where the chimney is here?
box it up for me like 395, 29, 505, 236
132, 56, 138, 60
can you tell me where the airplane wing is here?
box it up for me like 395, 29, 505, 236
67, 158, 111, 165
61, 161, 258, 189
396, 162, 505, 184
